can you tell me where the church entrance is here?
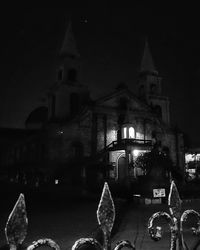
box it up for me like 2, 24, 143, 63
117, 155, 127, 183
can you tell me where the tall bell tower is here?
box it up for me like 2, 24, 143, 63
48, 22, 89, 120
57, 21, 80, 84
138, 39, 170, 125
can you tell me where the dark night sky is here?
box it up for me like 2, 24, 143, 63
0, 5, 200, 146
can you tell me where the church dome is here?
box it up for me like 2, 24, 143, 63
25, 106, 48, 129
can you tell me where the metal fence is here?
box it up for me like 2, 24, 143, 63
3, 181, 200, 250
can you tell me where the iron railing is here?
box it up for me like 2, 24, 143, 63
3, 181, 200, 250
105, 139, 152, 151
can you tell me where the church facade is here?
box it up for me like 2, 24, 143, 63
1, 23, 185, 190
42, 24, 184, 186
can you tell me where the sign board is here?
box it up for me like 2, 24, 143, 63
153, 188, 166, 198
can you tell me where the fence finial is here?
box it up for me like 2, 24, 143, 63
5, 193, 28, 250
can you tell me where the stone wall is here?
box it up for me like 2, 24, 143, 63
97, 114, 105, 151
106, 114, 118, 146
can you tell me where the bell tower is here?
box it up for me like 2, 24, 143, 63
48, 21, 89, 120
138, 39, 170, 125
57, 21, 80, 85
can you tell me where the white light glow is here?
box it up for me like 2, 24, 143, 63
123, 127, 127, 138
133, 149, 140, 157
129, 127, 135, 138
196, 154, 200, 161
57, 130, 64, 135
107, 129, 116, 142
136, 132, 144, 140
55, 179, 59, 185
133, 194, 141, 197
185, 154, 195, 163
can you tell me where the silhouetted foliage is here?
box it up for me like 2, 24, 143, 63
135, 149, 172, 176
134, 148, 183, 183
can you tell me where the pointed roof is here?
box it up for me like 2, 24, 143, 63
96, 87, 151, 112
140, 39, 158, 75
59, 21, 80, 58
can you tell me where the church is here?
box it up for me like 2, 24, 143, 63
1, 23, 185, 192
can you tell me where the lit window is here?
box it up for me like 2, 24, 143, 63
129, 127, 135, 138
196, 154, 200, 161
123, 127, 127, 138
121, 125, 135, 139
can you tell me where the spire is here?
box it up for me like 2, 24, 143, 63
140, 38, 158, 75
59, 21, 80, 58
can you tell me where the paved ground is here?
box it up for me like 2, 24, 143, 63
1, 188, 200, 250
112, 200, 200, 250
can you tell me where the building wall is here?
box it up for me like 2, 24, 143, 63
97, 114, 105, 151
79, 112, 92, 156
160, 132, 177, 164
106, 114, 118, 146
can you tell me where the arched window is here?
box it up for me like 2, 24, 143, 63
150, 83, 157, 94
154, 105, 162, 118
129, 127, 135, 138
123, 127, 127, 138
68, 68, 77, 82
121, 124, 135, 139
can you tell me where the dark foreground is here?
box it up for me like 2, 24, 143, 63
0, 185, 200, 249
